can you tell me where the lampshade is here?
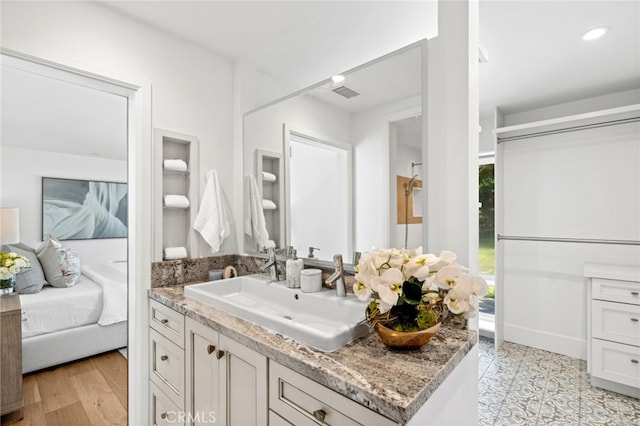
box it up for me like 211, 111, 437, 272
0, 208, 20, 245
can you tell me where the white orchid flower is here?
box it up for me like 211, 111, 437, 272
371, 268, 404, 313
435, 264, 463, 289
422, 291, 440, 305
444, 287, 470, 314
353, 281, 372, 302
403, 255, 431, 281
471, 275, 488, 299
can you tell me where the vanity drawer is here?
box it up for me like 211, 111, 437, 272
591, 339, 640, 389
150, 381, 185, 426
592, 300, 640, 346
150, 328, 184, 408
150, 299, 185, 348
592, 279, 640, 305
269, 361, 398, 426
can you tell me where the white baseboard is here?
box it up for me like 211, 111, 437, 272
504, 323, 587, 359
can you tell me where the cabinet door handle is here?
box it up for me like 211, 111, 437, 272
207, 344, 216, 354
160, 318, 169, 324
160, 355, 168, 361
160, 412, 168, 419
631, 318, 639, 322
631, 291, 639, 296
631, 359, 639, 364
216, 350, 225, 360
312, 409, 326, 422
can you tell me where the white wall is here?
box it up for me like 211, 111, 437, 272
351, 95, 422, 253
1, 1, 235, 255
1, 146, 127, 265
500, 91, 640, 358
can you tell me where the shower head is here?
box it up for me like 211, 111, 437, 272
404, 174, 419, 196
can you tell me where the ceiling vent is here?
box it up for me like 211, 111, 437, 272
332, 85, 360, 99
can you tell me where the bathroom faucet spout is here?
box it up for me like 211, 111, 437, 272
260, 247, 279, 281
325, 254, 346, 297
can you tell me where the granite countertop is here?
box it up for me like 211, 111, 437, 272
149, 284, 477, 424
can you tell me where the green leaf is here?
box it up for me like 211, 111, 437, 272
403, 280, 422, 303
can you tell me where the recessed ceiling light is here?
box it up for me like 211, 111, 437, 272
331, 74, 345, 84
582, 27, 608, 41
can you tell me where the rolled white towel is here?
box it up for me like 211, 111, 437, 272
262, 171, 277, 182
164, 195, 190, 208
262, 199, 277, 210
163, 159, 188, 172
164, 247, 187, 260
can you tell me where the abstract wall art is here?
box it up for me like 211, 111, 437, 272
42, 177, 128, 240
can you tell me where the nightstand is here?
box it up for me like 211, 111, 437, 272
0, 294, 23, 420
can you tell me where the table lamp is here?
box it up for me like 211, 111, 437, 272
0, 208, 20, 246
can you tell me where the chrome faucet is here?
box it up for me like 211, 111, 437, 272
260, 247, 279, 281
325, 254, 346, 297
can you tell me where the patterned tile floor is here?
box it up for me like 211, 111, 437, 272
478, 336, 640, 425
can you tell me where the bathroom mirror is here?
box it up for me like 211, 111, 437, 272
243, 39, 425, 264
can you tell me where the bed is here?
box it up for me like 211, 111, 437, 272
20, 261, 128, 373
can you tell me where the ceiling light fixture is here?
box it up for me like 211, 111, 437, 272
331, 74, 345, 84
582, 27, 608, 41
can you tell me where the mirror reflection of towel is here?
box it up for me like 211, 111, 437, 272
243, 175, 269, 247
193, 170, 232, 253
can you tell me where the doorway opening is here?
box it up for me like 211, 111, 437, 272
478, 160, 495, 334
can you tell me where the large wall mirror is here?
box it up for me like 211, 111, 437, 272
243, 39, 425, 264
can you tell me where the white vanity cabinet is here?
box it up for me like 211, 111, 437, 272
586, 264, 640, 398
149, 299, 187, 426
269, 360, 398, 426
185, 317, 268, 426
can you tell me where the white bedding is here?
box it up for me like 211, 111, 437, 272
81, 262, 128, 326
20, 275, 103, 338
20, 261, 128, 338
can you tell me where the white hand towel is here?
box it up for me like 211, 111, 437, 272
243, 175, 269, 247
164, 247, 187, 260
164, 194, 190, 208
262, 171, 277, 182
262, 199, 277, 210
163, 159, 188, 172
193, 170, 232, 253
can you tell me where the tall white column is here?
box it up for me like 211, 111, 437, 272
425, 0, 479, 271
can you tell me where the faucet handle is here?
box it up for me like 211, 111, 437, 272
333, 254, 343, 271
307, 247, 320, 258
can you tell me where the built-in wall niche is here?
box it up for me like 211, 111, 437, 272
255, 149, 284, 249
153, 129, 200, 261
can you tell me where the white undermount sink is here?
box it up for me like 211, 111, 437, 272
184, 274, 371, 352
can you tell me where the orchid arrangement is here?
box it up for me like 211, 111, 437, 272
354, 248, 488, 332
0, 251, 30, 287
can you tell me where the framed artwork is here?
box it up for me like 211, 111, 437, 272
42, 177, 128, 240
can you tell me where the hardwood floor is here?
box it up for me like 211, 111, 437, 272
2, 351, 127, 426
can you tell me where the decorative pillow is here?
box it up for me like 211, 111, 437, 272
0, 243, 48, 294
36, 236, 81, 288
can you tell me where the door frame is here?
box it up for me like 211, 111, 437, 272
1, 46, 153, 426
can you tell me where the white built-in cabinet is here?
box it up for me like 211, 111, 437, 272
153, 129, 200, 261
185, 317, 268, 426
585, 264, 640, 399
148, 298, 400, 426
255, 149, 284, 249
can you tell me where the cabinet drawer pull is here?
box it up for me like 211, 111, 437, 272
631, 291, 639, 296
632, 359, 639, 364
160, 318, 169, 324
216, 350, 225, 360
160, 412, 168, 419
207, 344, 216, 354
632, 318, 639, 322
313, 409, 326, 422
160, 355, 168, 361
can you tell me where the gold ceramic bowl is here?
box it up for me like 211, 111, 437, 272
373, 322, 441, 350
